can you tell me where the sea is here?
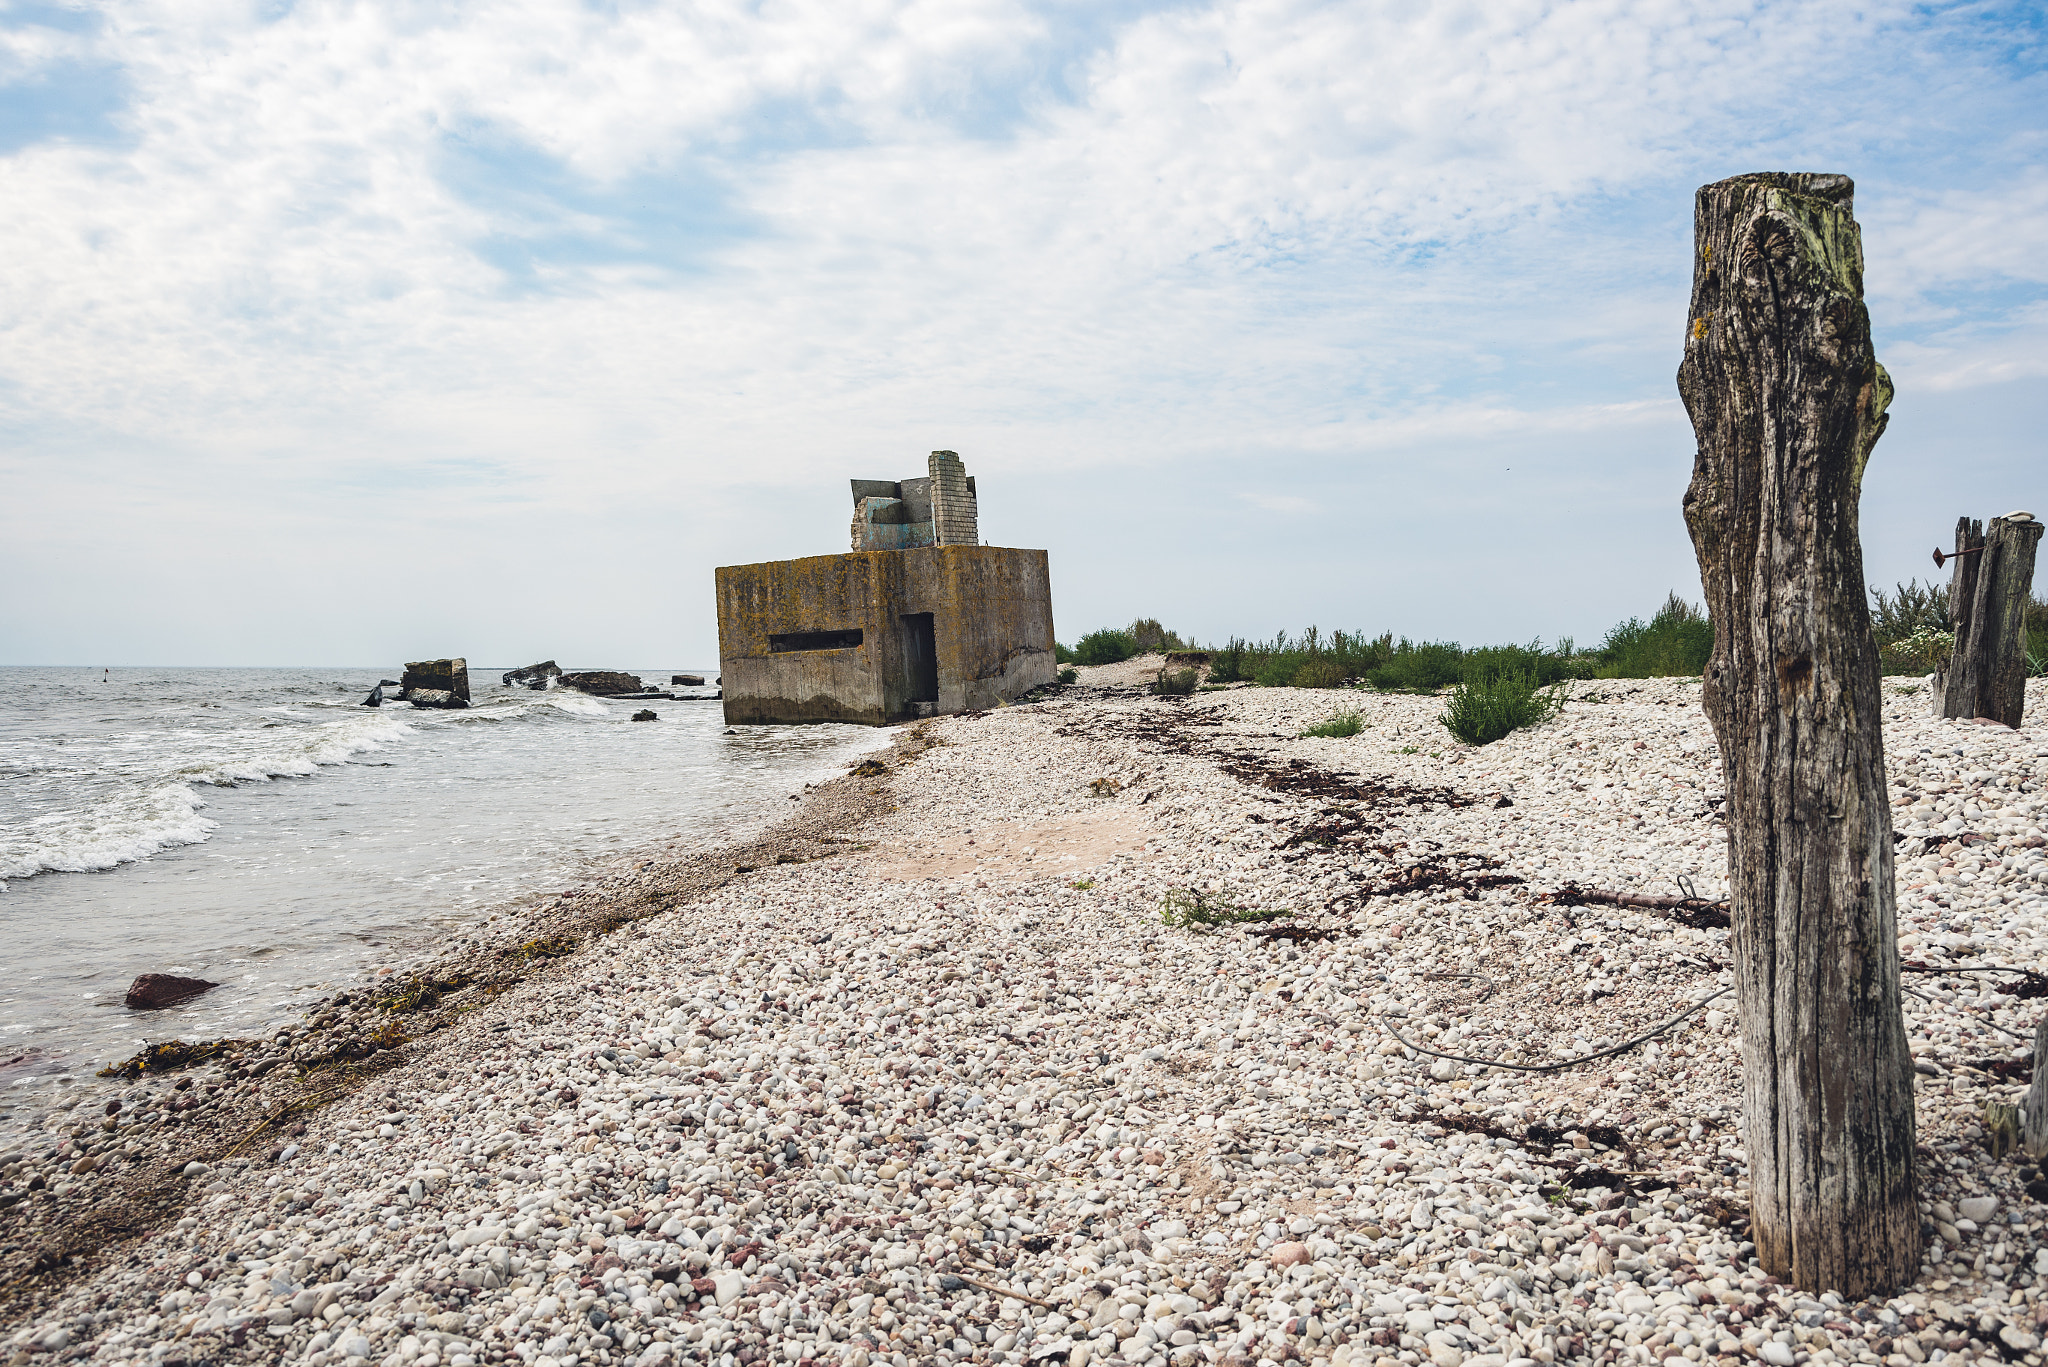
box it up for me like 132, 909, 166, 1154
0, 666, 889, 1136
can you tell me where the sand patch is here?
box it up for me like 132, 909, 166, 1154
866, 808, 1156, 882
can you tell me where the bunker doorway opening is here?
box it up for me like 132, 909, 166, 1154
768, 628, 864, 653
903, 613, 938, 703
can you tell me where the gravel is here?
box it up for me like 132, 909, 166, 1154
4, 669, 2047, 1367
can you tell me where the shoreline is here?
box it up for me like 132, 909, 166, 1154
0, 720, 932, 1304
0, 674, 885, 1109
4, 674, 2045, 1367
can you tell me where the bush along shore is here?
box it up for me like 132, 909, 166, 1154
6, 675, 2048, 1367
1056, 588, 2048, 693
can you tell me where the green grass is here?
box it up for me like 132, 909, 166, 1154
1299, 708, 1364, 738
1057, 667, 1078, 685
1153, 667, 1199, 695
1159, 888, 1294, 933
1440, 668, 1570, 746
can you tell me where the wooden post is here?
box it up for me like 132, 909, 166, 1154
1931, 517, 1982, 717
1678, 172, 1920, 1297
1940, 514, 2043, 727
2025, 1015, 2048, 1160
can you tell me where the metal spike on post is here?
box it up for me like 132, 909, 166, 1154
1678, 172, 1919, 1297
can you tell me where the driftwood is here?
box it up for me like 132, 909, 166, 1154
1938, 514, 2043, 727
1546, 884, 1731, 929
1678, 172, 1919, 1296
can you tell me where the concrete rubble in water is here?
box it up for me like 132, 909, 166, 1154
5, 670, 2048, 1367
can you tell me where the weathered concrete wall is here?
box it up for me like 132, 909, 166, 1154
715, 546, 1054, 725
929, 451, 978, 547
847, 457, 977, 549
850, 496, 935, 552
401, 658, 469, 704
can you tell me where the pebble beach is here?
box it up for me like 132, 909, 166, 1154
6, 665, 2048, 1367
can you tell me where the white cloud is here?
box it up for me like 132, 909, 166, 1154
0, 0, 2041, 661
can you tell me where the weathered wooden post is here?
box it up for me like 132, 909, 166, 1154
1931, 517, 1982, 717
1939, 513, 2043, 726
1678, 172, 1920, 1297
2025, 1016, 2048, 1159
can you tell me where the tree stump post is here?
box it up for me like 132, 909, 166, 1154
1678, 172, 1920, 1297
1940, 514, 2043, 727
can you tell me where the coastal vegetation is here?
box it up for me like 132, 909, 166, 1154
1297, 707, 1364, 738
1440, 667, 1571, 745
1052, 585, 2048, 690
1157, 886, 1294, 931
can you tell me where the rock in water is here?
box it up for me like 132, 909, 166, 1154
124, 974, 219, 1010
631, 709, 658, 722
400, 658, 470, 707
671, 674, 706, 686
503, 661, 562, 690
405, 689, 462, 709
559, 671, 644, 696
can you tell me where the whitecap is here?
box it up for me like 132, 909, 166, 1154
1, 708, 421, 882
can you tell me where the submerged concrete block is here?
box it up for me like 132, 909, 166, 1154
400, 658, 470, 705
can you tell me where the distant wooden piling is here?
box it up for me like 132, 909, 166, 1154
1678, 171, 1919, 1297
1938, 513, 2043, 727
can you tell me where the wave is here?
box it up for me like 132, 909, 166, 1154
0, 678, 673, 887
0, 780, 216, 882
0, 708, 421, 884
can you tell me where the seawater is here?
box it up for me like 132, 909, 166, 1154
0, 666, 887, 1127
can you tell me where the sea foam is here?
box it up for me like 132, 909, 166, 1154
0, 708, 419, 884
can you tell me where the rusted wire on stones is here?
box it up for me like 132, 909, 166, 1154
1381, 988, 1732, 1075
1899, 962, 2048, 1043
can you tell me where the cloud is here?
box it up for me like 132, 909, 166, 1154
0, 0, 2043, 661
1238, 492, 1315, 515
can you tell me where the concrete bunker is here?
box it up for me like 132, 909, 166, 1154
715, 452, 1055, 725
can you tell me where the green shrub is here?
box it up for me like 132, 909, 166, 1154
1870, 579, 1947, 641
1440, 668, 1569, 745
1299, 708, 1364, 738
1128, 618, 1188, 654
1462, 641, 1590, 686
1054, 642, 1076, 665
1291, 659, 1344, 688
1208, 638, 1252, 683
1596, 593, 1713, 678
1159, 888, 1294, 933
1366, 639, 1464, 691
1253, 653, 1298, 687
1195, 598, 1728, 694
1073, 629, 1137, 666
1881, 627, 1955, 676
1057, 667, 1078, 685
1152, 668, 1198, 695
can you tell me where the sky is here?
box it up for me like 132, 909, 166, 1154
1, 0, 2043, 668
